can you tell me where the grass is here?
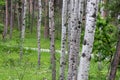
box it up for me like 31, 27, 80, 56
0, 44, 120, 80
0, 28, 61, 50
0, 44, 61, 80
0, 27, 120, 80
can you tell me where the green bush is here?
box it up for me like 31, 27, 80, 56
93, 14, 118, 62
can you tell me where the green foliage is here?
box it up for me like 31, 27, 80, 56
106, 0, 120, 17
93, 14, 118, 61
0, 23, 4, 33
0, 0, 5, 6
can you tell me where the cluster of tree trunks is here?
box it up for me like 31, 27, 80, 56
2, 0, 120, 80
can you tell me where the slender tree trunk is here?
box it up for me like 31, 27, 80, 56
13, 0, 17, 28
3, 7, 5, 24
67, 0, 80, 79
60, 0, 68, 79
73, 0, 84, 79
17, 2, 20, 30
31, 0, 35, 33
77, 0, 84, 65
100, 0, 107, 18
44, 0, 49, 38
20, 0, 27, 60
30, 0, 33, 14
17, 0, 22, 30
3, 0, 8, 40
10, 0, 13, 39
77, 0, 97, 80
100, 0, 105, 17
67, 0, 72, 65
28, 0, 31, 30
49, 0, 56, 80
37, 0, 42, 68
108, 36, 120, 80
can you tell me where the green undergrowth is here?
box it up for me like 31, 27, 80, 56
0, 44, 120, 80
0, 27, 61, 50
0, 44, 60, 80
0, 27, 120, 80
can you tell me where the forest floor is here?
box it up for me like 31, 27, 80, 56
0, 29, 120, 80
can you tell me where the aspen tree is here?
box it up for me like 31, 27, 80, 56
37, 0, 42, 67
68, 0, 80, 79
67, 0, 72, 61
20, 0, 27, 60
49, 0, 56, 80
10, 0, 13, 39
60, 0, 68, 79
77, 0, 98, 80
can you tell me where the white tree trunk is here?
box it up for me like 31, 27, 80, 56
67, 0, 84, 79
67, 0, 75, 79
60, 0, 68, 79
76, 0, 84, 64
77, 0, 97, 80
67, 0, 72, 62
75, 0, 84, 78
67, 0, 82, 79
20, 0, 27, 60
49, 0, 56, 80
37, 0, 42, 67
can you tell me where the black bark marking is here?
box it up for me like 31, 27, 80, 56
64, 23, 67, 26
61, 62, 66, 65
71, 57, 74, 60
73, 60, 75, 63
87, 43, 89, 45
78, 21, 81, 24
88, 56, 91, 61
83, 39, 87, 45
82, 53, 86, 57
62, 42, 65, 45
62, 46, 65, 48
52, 45, 54, 47
88, 30, 93, 33
94, 8, 97, 11
92, 26, 95, 28
78, 25, 80, 28
60, 64, 62, 67
91, 12, 96, 18
88, 0, 90, 2
74, 39, 76, 43
91, 2, 95, 6
72, 21, 74, 23
74, 27, 77, 30
80, 11, 82, 14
